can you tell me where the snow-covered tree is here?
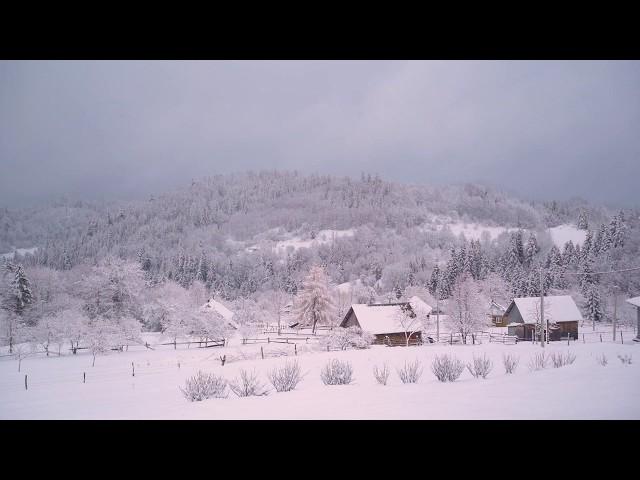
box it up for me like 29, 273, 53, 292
584, 283, 604, 326
84, 316, 120, 366
394, 302, 425, 347
447, 275, 487, 344
577, 210, 589, 230
293, 265, 335, 334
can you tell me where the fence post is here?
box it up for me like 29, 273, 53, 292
83, 372, 86, 383
583, 333, 585, 344
24, 374, 27, 391
261, 346, 264, 359
621, 332, 624, 344
472, 334, 475, 345
567, 335, 569, 346
600, 334, 602, 343
295, 344, 297, 356
132, 362, 135, 377
450, 333, 453, 345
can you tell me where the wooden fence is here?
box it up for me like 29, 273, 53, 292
242, 336, 311, 345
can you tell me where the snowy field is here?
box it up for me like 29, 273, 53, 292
1, 335, 638, 419
421, 222, 514, 242
548, 224, 586, 248
0, 247, 38, 260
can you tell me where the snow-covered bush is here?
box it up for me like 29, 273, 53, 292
320, 359, 354, 385
397, 359, 423, 383
596, 353, 608, 366
180, 371, 228, 401
528, 352, 549, 371
502, 353, 520, 374
229, 369, 270, 397
267, 360, 303, 392
618, 354, 632, 365
431, 354, 465, 382
319, 326, 374, 350
550, 351, 576, 368
373, 363, 390, 385
467, 353, 493, 379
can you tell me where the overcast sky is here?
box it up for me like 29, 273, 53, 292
1, 60, 639, 208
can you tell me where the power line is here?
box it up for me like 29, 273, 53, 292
562, 266, 640, 276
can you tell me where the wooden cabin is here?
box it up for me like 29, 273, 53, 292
488, 300, 508, 327
505, 295, 581, 341
340, 300, 426, 346
625, 296, 640, 342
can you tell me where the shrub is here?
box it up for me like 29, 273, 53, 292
228, 369, 270, 397
267, 360, 304, 392
502, 353, 520, 374
467, 353, 493, 379
320, 327, 374, 351
397, 359, 423, 384
618, 354, 632, 365
528, 352, 549, 371
596, 353, 608, 366
431, 354, 465, 382
373, 363, 390, 385
550, 351, 576, 368
180, 371, 228, 402
320, 359, 354, 385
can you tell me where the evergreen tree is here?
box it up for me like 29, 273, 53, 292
524, 234, 539, 267
581, 230, 593, 261
577, 210, 589, 230
428, 265, 440, 296
6, 263, 34, 316
584, 283, 604, 325
562, 240, 576, 266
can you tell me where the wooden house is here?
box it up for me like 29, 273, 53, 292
201, 298, 239, 330
505, 295, 581, 341
340, 298, 429, 346
488, 300, 508, 327
625, 296, 640, 342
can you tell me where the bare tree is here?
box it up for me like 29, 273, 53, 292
447, 275, 487, 344
394, 303, 424, 347
293, 265, 335, 334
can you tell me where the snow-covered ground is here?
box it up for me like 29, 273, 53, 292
1, 336, 638, 419
548, 224, 586, 248
273, 229, 355, 253
421, 222, 514, 242
243, 229, 356, 254
0, 247, 38, 259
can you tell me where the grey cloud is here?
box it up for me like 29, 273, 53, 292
1, 60, 638, 208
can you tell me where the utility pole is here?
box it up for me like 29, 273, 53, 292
539, 266, 545, 348
612, 285, 618, 342
436, 293, 440, 344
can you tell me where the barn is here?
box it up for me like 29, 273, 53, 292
505, 295, 582, 341
340, 298, 427, 346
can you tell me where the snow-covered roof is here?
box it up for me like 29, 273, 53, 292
408, 296, 433, 316
626, 296, 640, 308
507, 295, 583, 324
201, 298, 239, 329
344, 303, 423, 335
490, 300, 506, 313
